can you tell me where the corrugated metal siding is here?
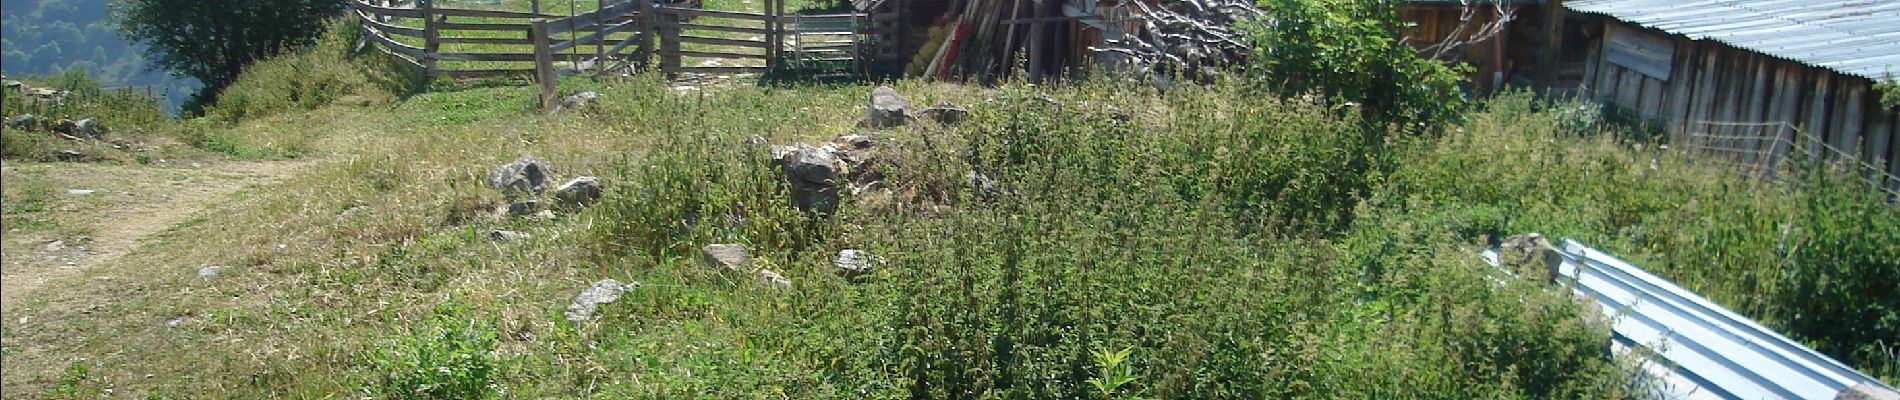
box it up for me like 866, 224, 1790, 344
1484, 240, 1897, 399
1567, 0, 1900, 81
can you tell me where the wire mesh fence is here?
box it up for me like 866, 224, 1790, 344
1684, 120, 1900, 198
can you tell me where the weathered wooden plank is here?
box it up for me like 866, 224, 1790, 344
362, 25, 427, 59
1741, 56, 1772, 166
678, 35, 768, 48
661, 7, 772, 22
1662, 38, 1696, 138
435, 36, 536, 45
431, 7, 559, 19
674, 50, 767, 59
1688, 46, 1718, 138
1802, 73, 1829, 158
546, 1, 644, 35
1767, 65, 1799, 169
551, 19, 643, 52
1840, 84, 1866, 159
352, 0, 423, 18
436, 21, 532, 31
1615, 67, 1641, 113
358, 9, 426, 37
439, 68, 533, 79
429, 52, 603, 62
1867, 105, 1892, 176
675, 66, 769, 74
678, 23, 770, 35
1640, 75, 1663, 122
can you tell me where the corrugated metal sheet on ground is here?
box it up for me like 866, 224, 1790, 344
1566, 0, 1900, 81
1483, 239, 1895, 399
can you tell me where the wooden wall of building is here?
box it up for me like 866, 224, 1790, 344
1584, 20, 1900, 190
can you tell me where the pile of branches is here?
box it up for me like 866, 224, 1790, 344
1095, 0, 1264, 81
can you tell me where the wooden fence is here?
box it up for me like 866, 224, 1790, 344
351, 0, 864, 109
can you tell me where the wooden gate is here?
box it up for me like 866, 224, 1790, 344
351, 0, 867, 109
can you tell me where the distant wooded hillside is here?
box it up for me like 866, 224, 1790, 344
1, 0, 198, 112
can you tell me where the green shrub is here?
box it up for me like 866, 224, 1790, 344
1244, 0, 1470, 132
205, 17, 420, 123
367, 304, 501, 400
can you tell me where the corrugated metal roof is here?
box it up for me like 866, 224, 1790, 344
1566, 0, 1900, 81
1485, 239, 1897, 399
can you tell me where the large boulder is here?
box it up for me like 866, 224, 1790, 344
553, 176, 602, 207
775, 145, 844, 213
702, 244, 750, 272
564, 279, 636, 322
487, 156, 552, 196
862, 86, 910, 128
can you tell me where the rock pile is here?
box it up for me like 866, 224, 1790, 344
483, 156, 604, 218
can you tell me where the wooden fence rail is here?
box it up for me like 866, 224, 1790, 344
353, 0, 867, 110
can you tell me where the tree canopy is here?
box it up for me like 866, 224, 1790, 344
113, 0, 347, 106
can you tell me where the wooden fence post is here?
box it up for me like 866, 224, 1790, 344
636, 0, 654, 69
421, 0, 438, 77
532, 19, 557, 111
659, 12, 680, 77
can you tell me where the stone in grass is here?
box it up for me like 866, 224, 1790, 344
564, 279, 637, 322
918, 102, 969, 125
196, 266, 225, 279
775, 145, 844, 213
553, 176, 602, 207
507, 199, 540, 216
755, 269, 792, 290
7, 114, 35, 129
486, 156, 552, 196
702, 244, 749, 272
832, 249, 883, 279
862, 86, 910, 128
489, 229, 532, 241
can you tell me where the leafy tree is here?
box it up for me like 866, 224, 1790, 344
112, 0, 347, 107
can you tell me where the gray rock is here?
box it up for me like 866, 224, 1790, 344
702, 244, 749, 272
507, 199, 540, 216
775, 145, 843, 212
553, 176, 602, 207
561, 91, 599, 111
863, 86, 910, 128
966, 170, 1001, 199
54, 150, 83, 161
755, 269, 792, 290
7, 114, 35, 130
489, 230, 531, 241
564, 279, 636, 322
73, 118, 99, 137
533, 210, 557, 219
918, 102, 969, 125
834, 134, 875, 150
487, 156, 552, 196
65, 189, 94, 196
44, 240, 64, 252
1838, 384, 1900, 400
832, 249, 882, 279
196, 266, 225, 278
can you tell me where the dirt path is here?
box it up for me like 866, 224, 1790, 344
0, 159, 313, 307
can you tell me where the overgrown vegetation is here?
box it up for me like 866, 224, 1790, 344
1245, 0, 1469, 131
4, 0, 1897, 397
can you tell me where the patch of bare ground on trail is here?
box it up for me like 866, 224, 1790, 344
1, 160, 312, 306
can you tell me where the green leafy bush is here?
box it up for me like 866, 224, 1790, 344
1244, 0, 1470, 132
368, 305, 501, 400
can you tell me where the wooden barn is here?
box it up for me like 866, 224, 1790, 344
1406, 0, 1900, 190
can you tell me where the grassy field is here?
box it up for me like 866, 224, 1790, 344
2, 15, 1896, 399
